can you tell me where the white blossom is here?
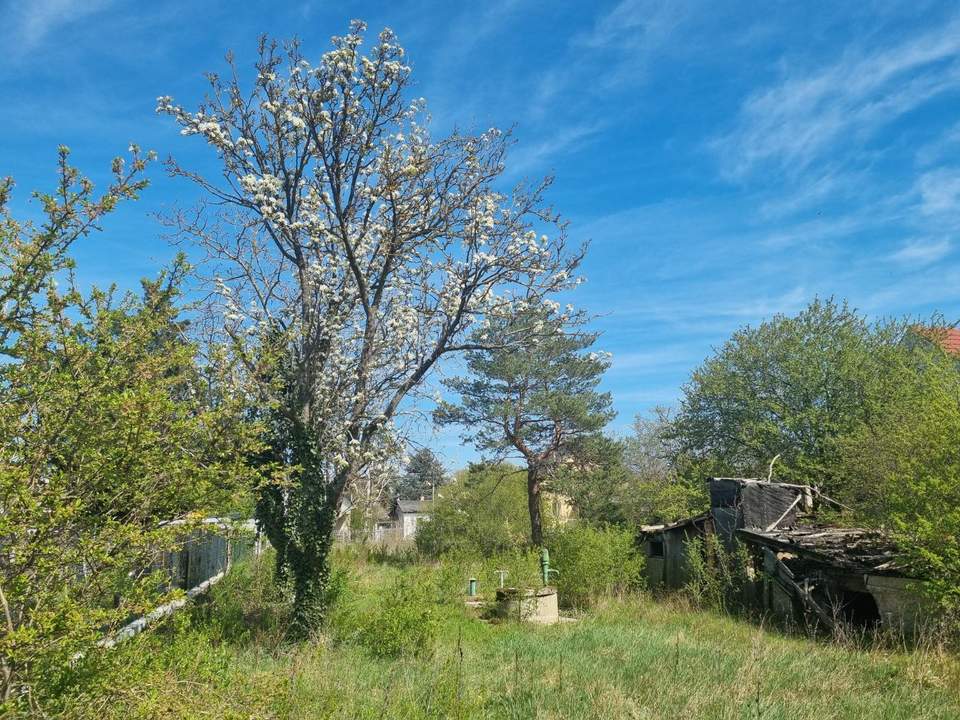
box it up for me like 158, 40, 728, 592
158, 21, 581, 506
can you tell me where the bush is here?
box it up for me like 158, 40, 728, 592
192, 550, 291, 647
545, 524, 644, 608
416, 463, 544, 557
682, 535, 752, 613
432, 548, 543, 601
330, 571, 440, 659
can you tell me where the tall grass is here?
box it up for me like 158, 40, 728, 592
39, 550, 960, 720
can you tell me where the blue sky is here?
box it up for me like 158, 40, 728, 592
3, 0, 960, 469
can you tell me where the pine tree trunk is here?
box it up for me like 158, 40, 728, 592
527, 464, 544, 546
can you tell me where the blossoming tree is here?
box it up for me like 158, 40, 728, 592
158, 22, 583, 629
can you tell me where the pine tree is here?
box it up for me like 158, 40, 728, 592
435, 307, 614, 545
397, 448, 447, 500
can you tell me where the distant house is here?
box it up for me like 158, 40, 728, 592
391, 498, 433, 540
936, 327, 960, 354
546, 492, 576, 524
912, 325, 960, 355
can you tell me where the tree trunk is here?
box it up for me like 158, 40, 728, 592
288, 507, 334, 635
254, 407, 341, 637
527, 464, 544, 546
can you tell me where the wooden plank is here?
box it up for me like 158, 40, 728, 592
765, 549, 835, 631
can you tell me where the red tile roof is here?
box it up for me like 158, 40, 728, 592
915, 326, 960, 354
940, 328, 960, 354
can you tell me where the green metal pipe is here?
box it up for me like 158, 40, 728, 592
540, 548, 559, 586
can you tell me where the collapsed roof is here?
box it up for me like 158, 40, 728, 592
738, 524, 908, 576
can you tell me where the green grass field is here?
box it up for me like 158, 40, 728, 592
55, 552, 960, 720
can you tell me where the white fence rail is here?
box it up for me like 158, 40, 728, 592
96, 518, 259, 650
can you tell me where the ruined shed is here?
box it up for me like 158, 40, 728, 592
639, 477, 809, 589
738, 524, 928, 633
640, 513, 712, 589
638, 477, 930, 634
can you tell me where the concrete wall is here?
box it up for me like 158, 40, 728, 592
866, 575, 930, 636
160, 526, 252, 591
495, 587, 559, 624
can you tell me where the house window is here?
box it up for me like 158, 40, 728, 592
648, 539, 664, 558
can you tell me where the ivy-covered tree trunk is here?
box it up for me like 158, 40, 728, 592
528, 465, 544, 546
285, 466, 337, 635
252, 398, 341, 634
254, 456, 340, 633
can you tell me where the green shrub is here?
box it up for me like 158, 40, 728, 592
331, 571, 440, 659
433, 548, 543, 601
416, 463, 555, 557
683, 534, 752, 613
191, 550, 290, 646
546, 524, 645, 608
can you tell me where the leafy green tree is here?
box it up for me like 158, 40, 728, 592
397, 448, 447, 500
549, 434, 631, 525
623, 412, 708, 523
435, 307, 614, 545
0, 148, 143, 353
554, 417, 705, 527
670, 298, 897, 491
834, 338, 960, 619
415, 463, 538, 557
0, 151, 258, 712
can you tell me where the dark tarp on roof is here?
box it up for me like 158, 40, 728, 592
739, 483, 801, 530
708, 478, 741, 509
707, 478, 803, 543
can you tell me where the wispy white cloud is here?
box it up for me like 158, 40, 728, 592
526, 0, 692, 119
916, 167, 960, 216
861, 260, 960, 313
609, 345, 702, 373
427, 0, 524, 76
759, 214, 871, 250
888, 238, 952, 266
714, 17, 960, 181
2, 0, 113, 55
506, 122, 605, 177
915, 121, 960, 167
574, 0, 688, 50
755, 168, 856, 220
605, 284, 811, 324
